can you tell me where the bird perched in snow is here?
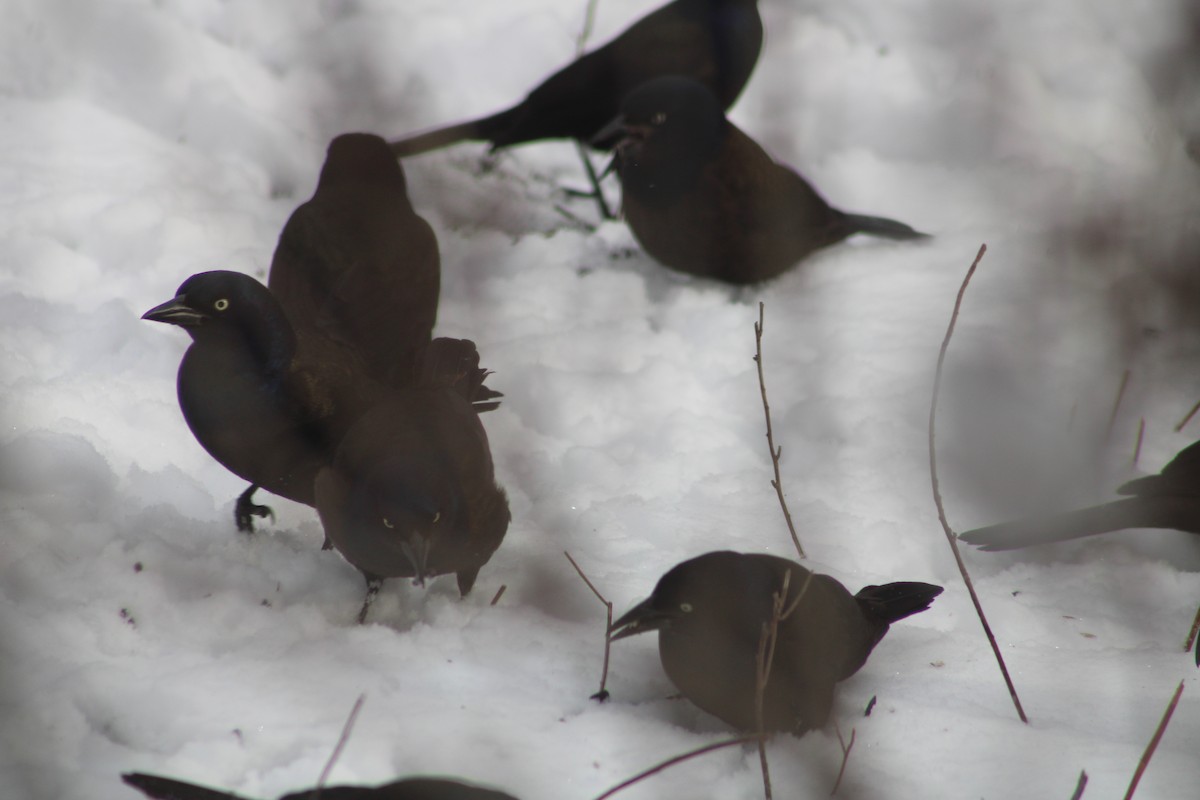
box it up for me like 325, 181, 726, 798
388, 0, 762, 157
610, 551, 942, 733
121, 771, 520, 800
145, 133, 440, 533
959, 438, 1200, 551
596, 77, 928, 284
315, 338, 510, 624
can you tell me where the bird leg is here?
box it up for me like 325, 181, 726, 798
234, 484, 274, 533
357, 576, 383, 625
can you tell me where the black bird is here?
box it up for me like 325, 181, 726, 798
314, 339, 510, 623
269, 133, 439, 390
597, 77, 928, 284
146, 134, 440, 533
610, 551, 942, 733
143, 270, 366, 531
959, 438, 1200, 551
389, 0, 762, 156
122, 772, 519, 800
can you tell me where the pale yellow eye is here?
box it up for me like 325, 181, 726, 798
381, 518, 394, 529
651, 112, 667, 125
680, 603, 693, 613
214, 298, 230, 311
432, 511, 441, 524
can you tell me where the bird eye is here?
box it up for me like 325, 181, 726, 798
214, 298, 230, 311
680, 603, 693, 613
651, 112, 667, 125
432, 511, 441, 524
381, 517, 394, 529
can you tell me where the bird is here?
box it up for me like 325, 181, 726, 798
389, 0, 763, 157
959, 438, 1200, 551
269, 133, 439, 390
145, 133, 441, 533
597, 76, 928, 284
143, 270, 364, 532
121, 772, 520, 800
610, 551, 942, 734
314, 338, 510, 623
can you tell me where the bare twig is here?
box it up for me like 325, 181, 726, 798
570, 0, 613, 221
490, 585, 507, 606
1174, 396, 1200, 432
1132, 418, 1145, 466
1070, 770, 1088, 800
928, 243, 1028, 724
1184, 604, 1200, 657
592, 736, 760, 800
565, 551, 614, 700
831, 723, 857, 796
574, 0, 600, 55
1107, 369, 1132, 439
314, 694, 365, 798
754, 302, 805, 558
1123, 681, 1185, 800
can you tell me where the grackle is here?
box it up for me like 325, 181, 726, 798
122, 772, 520, 800
315, 339, 510, 623
959, 438, 1200, 551
610, 551, 942, 733
389, 0, 762, 157
597, 77, 928, 284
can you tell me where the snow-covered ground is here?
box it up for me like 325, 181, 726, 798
2, 1, 1198, 798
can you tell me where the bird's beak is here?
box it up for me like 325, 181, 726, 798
142, 295, 208, 327
609, 596, 672, 641
400, 535, 433, 587
590, 113, 628, 149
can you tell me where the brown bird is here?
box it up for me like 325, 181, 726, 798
389, 0, 762, 157
611, 551, 942, 733
599, 77, 928, 284
959, 438, 1200, 551
315, 339, 510, 623
121, 772, 520, 800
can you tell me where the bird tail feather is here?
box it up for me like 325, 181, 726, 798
854, 582, 943, 624
122, 773, 245, 800
843, 212, 929, 241
389, 107, 521, 157
958, 497, 1193, 551
416, 337, 503, 412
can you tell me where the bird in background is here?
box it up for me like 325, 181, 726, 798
315, 338, 510, 624
959, 438, 1200, 551
122, 772, 520, 800
388, 0, 762, 157
610, 551, 942, 733
145, 133, 440, 533
596, 76, 928, 284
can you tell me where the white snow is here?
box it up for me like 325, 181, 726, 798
2, 1, 1198, 798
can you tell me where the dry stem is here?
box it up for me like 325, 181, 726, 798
1132, 418, 1145, 466
1123, 681, 1185, 799
565, 551, 614, 700
928, 243, 1028, 724
831, 723, 857, 796
1070, 770, 1088, 800
754, 302, 805, 558
1106, 369, 1132, 439
592, 736, 760, 800
1184, 605, 1200, 662
314, 694, 365, 798
1174, 396, 1200, 431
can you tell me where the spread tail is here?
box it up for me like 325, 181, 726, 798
389, 107, 521, 157
958, 496, 1198, 551
843, 212, 930, 241
416, 337, 503, 412
122, 773, 245, 800
855, 582, 943, 625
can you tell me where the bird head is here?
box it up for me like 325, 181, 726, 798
318, 132, 409, 192
373, 476, 460, 586
592, 76, 728, 201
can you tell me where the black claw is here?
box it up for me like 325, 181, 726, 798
234, 484, 274, 533
589, 689, 611, 703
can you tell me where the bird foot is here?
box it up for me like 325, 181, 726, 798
234, 486, 274, 533
357, 579, 382, 625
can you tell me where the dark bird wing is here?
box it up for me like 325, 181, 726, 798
1119, 438, 1200, 498
280, 777, 520, 799
122, 773, 249, 800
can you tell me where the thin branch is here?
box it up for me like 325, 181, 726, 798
1123, 681, 1185, 800
574, 0, 600, 55
831, 723, 857, 796
1174, 396, 1200, 432
490, 585, 507, 606
565, 551, 614, 700
1132, 418, 1145, 466
1184, 604, 1200, 660
314, 694, 365, 798
928, 243, 1028, 724
591, 736, 759, 800
754, 302, 805, 558
1070, 770, 1088, 800
1106, 369, 1132, 439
